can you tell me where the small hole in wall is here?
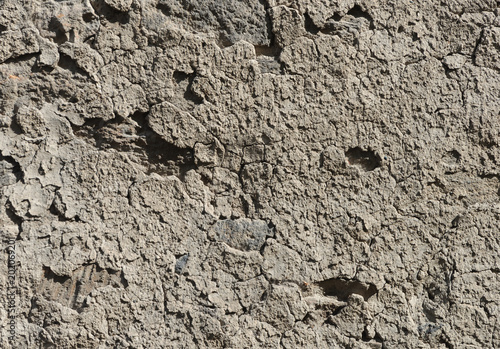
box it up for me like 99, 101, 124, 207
157, 1, 172, 16
317, 278, 377, 301
448, 150, 461, 161
347, 5, 373, 22
345, 147, 381, 171
173, 70, 189, 83
91, 0, 130, 24
304, 12, 320, 34
82, 12, 96, 23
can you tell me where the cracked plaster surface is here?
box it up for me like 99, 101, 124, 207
0, 0, 499, 348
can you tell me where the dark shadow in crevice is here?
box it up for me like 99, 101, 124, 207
217, 32, 233, 48
0, 151, 24, 182
82, 11, 97, 23
48, 17, 68, 45
477, 137, 497, 149
447, 150, 461, 162
71, 112, 196, 179
3, 52, 40, 66
259, 0, 275, 46
441, 62, 454, 79
139, 129, 195, 179
477, 172, 499, 180
348, 5, 375, 30
42, 266, 71, 284
48, 193, 77, 222
4, 53, 41, 75
57, 53, 90, 77
40, 264, 127, 312
133, 111, 195, 167
362, 327, 370, 341
5, 204, 22, 228
5, 202, 23, 243
49, 201, 67, 222
83, 34, 97, 47
304, 12, 320, 34
346, 147, 381, 171
471, 29, 485, 66
8, 118, 23, 135
129, 111, 196, 179
5, 208, 22, 241
256, 0, 285, 74
70, 117, 105, 146
254, 45, 280, 57
321, 5, 375, 34
362, 327, 385, 344
119, 269, 129, 289
427, 178, 447, 190
328, 12, 344, 22
156, 1, 173, 16
347, 5, 373, 22
90, 0, 130, 24
331, 305, 345, 316
374, 332, 385, 347
255, 51, 285, 74
316, 278, 378, 301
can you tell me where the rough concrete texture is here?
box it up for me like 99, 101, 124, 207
0, 0, 499, 348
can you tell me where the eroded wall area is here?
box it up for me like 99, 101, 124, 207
0, 0, 499, 348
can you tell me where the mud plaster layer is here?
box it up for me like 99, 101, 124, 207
0, 0, 499, 348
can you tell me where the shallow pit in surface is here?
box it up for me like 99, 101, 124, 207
345, 147, 381, 171
316, 278, 377, 301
